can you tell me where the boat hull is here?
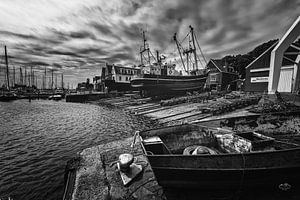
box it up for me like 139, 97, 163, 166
139, 123, 300, 191
104, 80, 132, 92
148, 149, 300, 190
130, 74, 208, 96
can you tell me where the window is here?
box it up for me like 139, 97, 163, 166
119, 76, 122, 81
126, 77, 128, 81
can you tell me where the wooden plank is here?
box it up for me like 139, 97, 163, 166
130, 105, 161, 113
191, 110, 260, 123
159, 111, 211, 124
125, 103, 157, 110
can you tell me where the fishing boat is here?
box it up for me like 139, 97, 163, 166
130, 26, 208, 97
137, 124, 300, 192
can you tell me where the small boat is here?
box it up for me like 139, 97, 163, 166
138, 124, 300, 191
0, 92, 18, 102
52, 94, 62, 100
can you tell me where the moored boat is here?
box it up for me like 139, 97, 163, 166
137, 124, 300, 192
130, 26, 208, 97
52, 94, 62, 100
0, 92, 18, 102
131, 73, 208, 97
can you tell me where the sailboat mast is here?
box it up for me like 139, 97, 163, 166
4, 46, 10, 89
25, 67, 27, 86
61, 73, 64, 89
13, 65, 15, 87
190, 25, 198, 70
173, 33, 186, 73
20, 67, 23, 85
44, 67, 47, 89
51, 69, 53, 90
30, 66, 33, 87
55, 74, 57, 89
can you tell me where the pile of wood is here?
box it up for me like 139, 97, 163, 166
160, 93, 211, 106
200, 95, 261, 115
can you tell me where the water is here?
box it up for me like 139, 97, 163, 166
0, 99, 154, 200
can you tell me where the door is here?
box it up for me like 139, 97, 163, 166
278, 68, 293, 92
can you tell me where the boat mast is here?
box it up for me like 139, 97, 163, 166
190, 25, 198, 70
4, 46, 10, 90
182, 25, 198, 73
173, 33, 187, 73
140, 30, 151, 65
30, 66, 33, 87
51, 69, 54, 90
44, 67, 47, 89
55, 74, 57, 89
24, 67, 27, 86
13, 65, 15, 87
19, 67, 23, 85
61, 73, 64, 89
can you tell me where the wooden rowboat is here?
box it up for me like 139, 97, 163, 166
138, 124, 300, 192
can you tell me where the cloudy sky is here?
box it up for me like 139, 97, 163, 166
0, 0, 299, 88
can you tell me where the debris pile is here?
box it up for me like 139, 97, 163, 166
248, 92, 299, 113
160, 92, 211, 106
233, 116, 300, 136
200, 94, 261, 115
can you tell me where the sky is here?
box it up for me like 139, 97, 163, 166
0, 0, 299, 88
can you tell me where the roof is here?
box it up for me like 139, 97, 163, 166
245, 40, 300, 69
210, 59, 223, 72
208, 59, 237, 74
245, 41, 278, 69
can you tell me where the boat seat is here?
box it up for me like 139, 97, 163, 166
142, 136, 171, 155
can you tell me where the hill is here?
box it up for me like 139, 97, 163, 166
220, 39, 278, 78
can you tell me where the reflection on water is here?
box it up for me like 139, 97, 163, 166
0, 99, 153, 200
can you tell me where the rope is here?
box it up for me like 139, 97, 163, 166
194, 33, 208, 65
179, 31, 191, 46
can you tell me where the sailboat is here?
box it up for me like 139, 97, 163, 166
0, 46, 17, 102
130, 26, 208, 97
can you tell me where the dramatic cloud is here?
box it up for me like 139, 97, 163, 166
0, 0, 299, 87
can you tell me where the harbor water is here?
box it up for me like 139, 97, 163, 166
0, 99, 154, 200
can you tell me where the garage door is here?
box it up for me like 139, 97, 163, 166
278, 68, 293, 92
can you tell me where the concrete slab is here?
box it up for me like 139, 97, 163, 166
71, 137, 166, 200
